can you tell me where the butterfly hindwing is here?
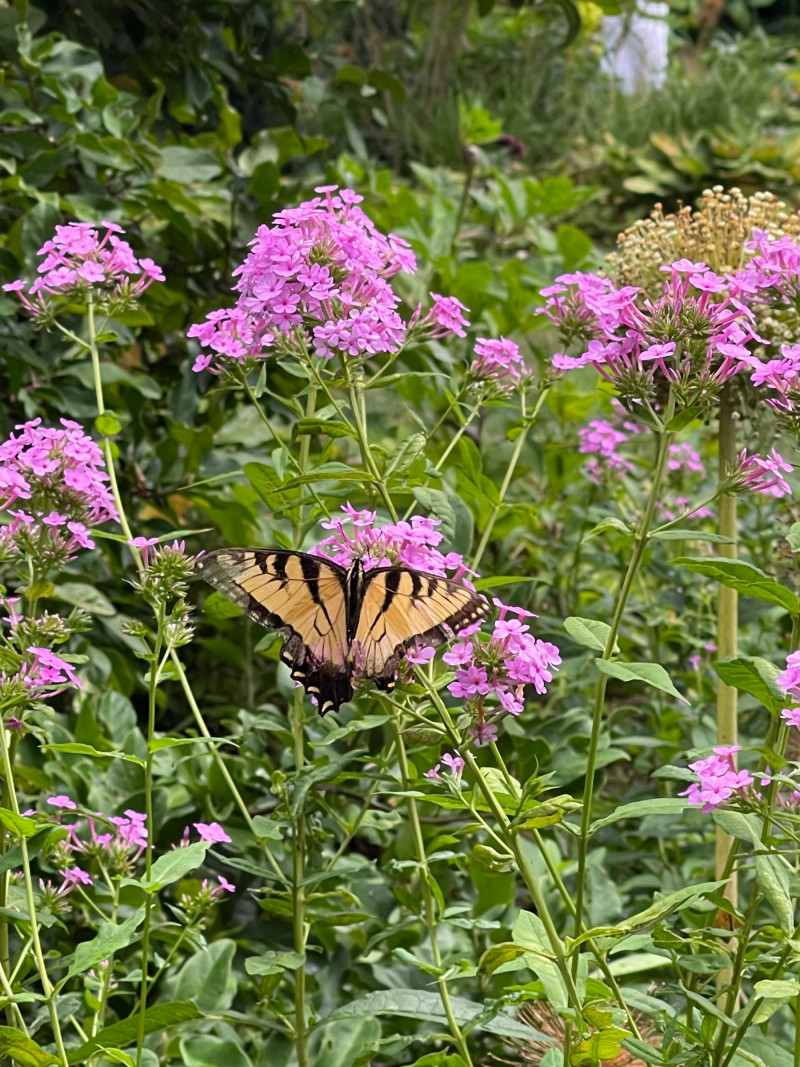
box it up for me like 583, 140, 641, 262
195, 549, 352, 714
354, 567, 489, 690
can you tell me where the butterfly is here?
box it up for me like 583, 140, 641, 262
195, 548, 489, 715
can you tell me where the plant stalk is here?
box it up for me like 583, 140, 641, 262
715, 388, 738, 994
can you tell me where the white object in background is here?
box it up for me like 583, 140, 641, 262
600, 2, 670, 92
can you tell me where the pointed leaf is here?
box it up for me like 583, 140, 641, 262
564, 617, 618, 654
0, 1028, 58, 1066
596, 659, 688, 704
65, 1002, 203, 1064
674, 557, 800, 614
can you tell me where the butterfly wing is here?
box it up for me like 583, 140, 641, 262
353, 568, 488, 690
195, 549, 352, 714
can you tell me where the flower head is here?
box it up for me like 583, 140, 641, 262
3, 221, 163, 320
189, 186, 416, 373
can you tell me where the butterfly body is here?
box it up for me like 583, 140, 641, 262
195, 548, 488, 715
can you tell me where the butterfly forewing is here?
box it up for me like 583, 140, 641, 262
354, 568, 489, 690
195, 549, 352, 714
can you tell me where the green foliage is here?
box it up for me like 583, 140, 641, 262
1, 5, 800, 1067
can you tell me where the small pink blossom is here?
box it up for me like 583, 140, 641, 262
194, 821, 232, 844
47, 795, 77, 811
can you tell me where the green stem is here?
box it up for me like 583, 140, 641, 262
345, 371, 398, 520
135, 609, 165, 1067
715, 388, 738, 993
392, 720, 475, 1066
421, 689, 584, 1027
0, 727, 69, 1066
572, 403, 675, 951
471, 388, 548, 572
86, 295, 137, 556
290, 690, 309, 1067
170, 650, 289, 886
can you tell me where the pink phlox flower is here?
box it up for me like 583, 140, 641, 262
190, 187, 415, 372
26, 647, 82, 690
441, 752, 465, 776
470, 337, 525, 390
667, 442, 704, 474
5, 221, 163, 316
424, 763, 441, 780
449, 665, 491, 699
47, 795, 77, 810
469, 720, 499, 745
442, 641, 475, 667
109, 810, 147, 850
778, 650, 800, 700
681, 744, 754, 812
218, 875, 236, 893
193, 821, 232, 844
782, 707, 800, 729
60, 866, 93, 890
426, 293, 470, 338
405, 645, 435, 665
129, 536, 159, 568
738, 448, 793, 498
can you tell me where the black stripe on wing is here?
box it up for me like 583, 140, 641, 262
195, 549, 353, 715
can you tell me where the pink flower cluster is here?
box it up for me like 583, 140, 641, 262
542, 260, 765, 410
314, 504, 472, 579
188, 187, 476, 374
681, 745, 754, 812
469, 337, 525, 393
736, 448, 793, 498
0, 418, 117, 567
3, 221, 163, 317
667, 442, 704, 475
443, 605, 561, 742
189, 186, 415, 372
24, 646, 82, 692
578, 419, 633, 482
425, 752, 465, 779
312, 505, 560, 736
41, 800, 236, 903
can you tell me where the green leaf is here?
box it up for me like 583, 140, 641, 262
294, 418, 355, 439
66, 1002, 203, 1064
51, 582, 116, 616
755, 852, 794, 936
713, 657, 784, 715
134, 841, 209, 892
584, 881, 727, 951
581, 517, 632, 542
245, 951, 305, 976
323, 989, 536, 1040
563, 617, 617, 654
651, 529, 733, 543
174, 940, 237, 1012
596, 659, 688, 704
0, 808, 37, 838
0, 1028, 58, 1066
307, 1019, 382, 1067
674, 557, 800, 614
180, 1037, 254, 1067
787, 522, 800, 553
42, 742, 144, 767
201, 591, 244, 619
63, 908, 146, 983
590, 798, 687, 832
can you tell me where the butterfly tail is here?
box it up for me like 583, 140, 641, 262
280, 633, 353, 716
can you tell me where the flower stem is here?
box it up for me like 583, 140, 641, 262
420, 688, 585, 1027
170, 650, 288, 886
135, 611, 165, 1067
471, 388, 548, 572
0, 726, 69, 1066
572, 405, 675, 951
86, 295, 137, 558
345, 372, 398, 520
290, 689, 309, 1067
715, 387, 738, 950
392, 720, 475, 1066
